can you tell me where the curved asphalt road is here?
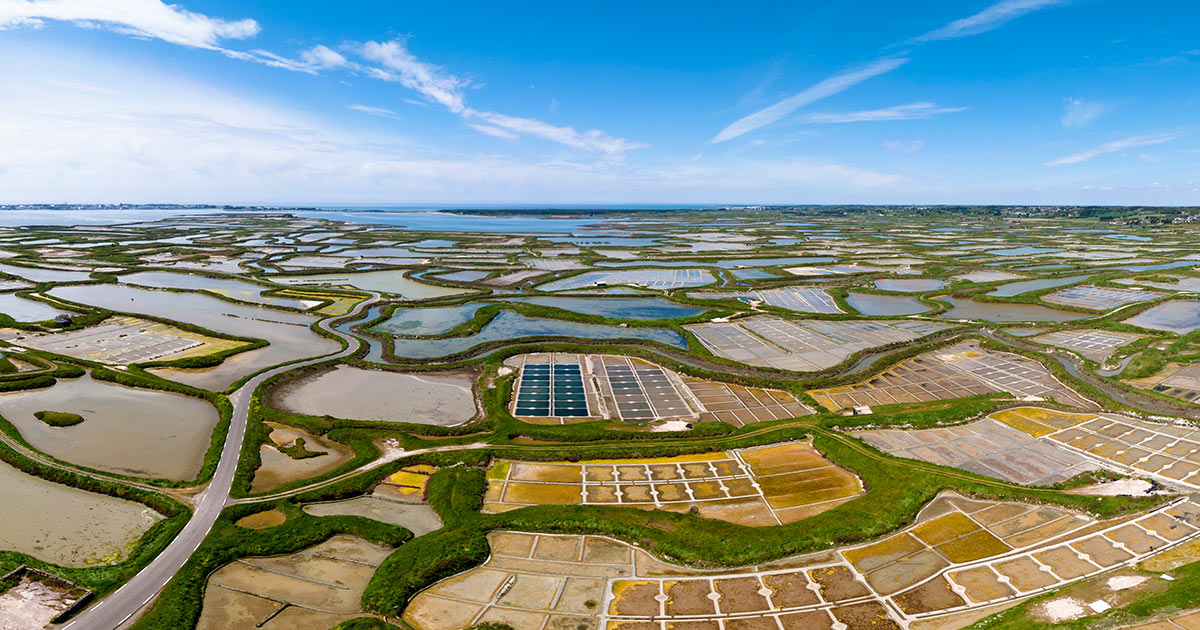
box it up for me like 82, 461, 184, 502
59, 301, 1184, 629
63, 293, 379, 630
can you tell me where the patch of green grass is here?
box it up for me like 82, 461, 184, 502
33, 410, 84, 427
277, 437, 326, 460
128, 502, 412, 630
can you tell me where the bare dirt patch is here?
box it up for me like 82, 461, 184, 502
234, 509, 286, 530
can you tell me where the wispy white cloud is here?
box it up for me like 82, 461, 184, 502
799, 102, 964, 124
911, 0, 1070, 43
249, 44, 349, 74
0, 0, 259, 49
750, 160, 906, 188
1144, 49, 1200, 65
0, 54, 917, 204
301, 44, 347, 69
711, 57, 909, 143
1046, 132, 1182, 166
358, 38, 642, 155
359, 39, 469, 112
883, 139, 925, 153
464, 109, 645, 155
347, 104, 398, 119
0, 4, 642, 157
43, 78, 118, 95
1061, 97, 1105, 128
465, 123, 518, 140
713, 0, 1067, 143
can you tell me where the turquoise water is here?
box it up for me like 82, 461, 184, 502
297, 210, 602, 233
544, 236, 659, 246
406, 239, 458, 248
1112, 261, 1200, 272
273, 270, 470, 298
0, 293, 69, 321
391, 311, 686, 358
845, 292, 930, 316
329, 247, 420, 257
502, 296, 705, 319
935, 297, 1088, 322
1103, 234, 1153, 242
436, 270, 490, 282
731, 269, 777, 280
373, 304, 488, 336
986, 246, 1060, 256
47, 284, 336, 389
874, 279, 946, 292
0, 263, 91, 283
988, 275, 1090, 297
1124, 301, 1200, 334
335, 306, 386, 362
595, 256, 834, 269
0, 208, 224, 226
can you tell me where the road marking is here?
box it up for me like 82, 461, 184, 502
64, 295, 381, 630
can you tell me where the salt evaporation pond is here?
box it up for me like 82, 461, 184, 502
846, 292, 930, 316
0, 293, 68, 321
0, 373, 219, 480
1124, 301, 1200, 334
874, 279, 946, 293
374, 304, 488, 336
273, 270, 470, 299
0, 262, 91, 283
48, 284, 338, 389
936, 297, 1089, 322
272, 366, 475, 425
988, 275, 1090, 297
391, 311, 686, 359
502, 296, 705, 319
120, 271, 313, 309
0, 461, 161, 567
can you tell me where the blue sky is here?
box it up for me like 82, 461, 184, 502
1, 0, 1198, 205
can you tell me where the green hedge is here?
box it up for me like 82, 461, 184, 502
129, 502, 412, 630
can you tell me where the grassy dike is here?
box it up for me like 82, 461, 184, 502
127, 502, 413, 630
0, 439, 188, 596
128, 391, 1160, 627
357, 430, 1160, 619
0, 362, 236, 489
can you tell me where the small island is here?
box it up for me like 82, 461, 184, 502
34, 410, 85, 427
277, 437, 326, 460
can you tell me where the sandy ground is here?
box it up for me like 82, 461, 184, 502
1037, 597, 1085, 622
1073, 479, 1157, 496
0, 578, 78, 630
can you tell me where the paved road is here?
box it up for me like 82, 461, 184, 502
55, 305, 1180, 630
63, 294, 379, 630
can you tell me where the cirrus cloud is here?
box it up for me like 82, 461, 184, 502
799, 102, 964, 124
711, 57, 909, 143
1046, 132, 1182, 166
0, 0, 259, 49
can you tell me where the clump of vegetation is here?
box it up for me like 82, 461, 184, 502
278, 437, 326, 460
34, 410, 84, 427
